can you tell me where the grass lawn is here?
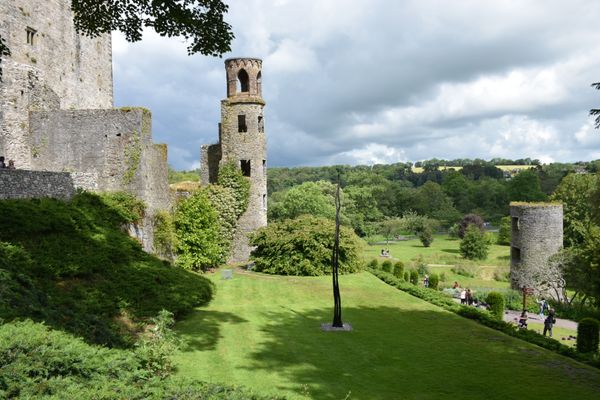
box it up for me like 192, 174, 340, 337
363, 235, 511, 290
173, 271, 600, 400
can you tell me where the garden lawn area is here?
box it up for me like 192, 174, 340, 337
363, 234, 511, 290
173, 270, 600, 400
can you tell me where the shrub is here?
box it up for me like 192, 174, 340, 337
393, 261, 404, 278
460, 225, 490, 260
382, 260, 393, 273
417, 227, 434, 247
448, 223, 460, 239
458, 213, 484, 239
497, 216, 511, 245
403, 271, 410, 282
174, 190, 222, 271
429, 273, 439, 290
577, 318, 600, 353
99, 191, 146, 224
249, 215, 363, 276
413, 255, 429, 276
486, 291, 505, 320
409, 269, 419, 285
368, 259, 379, 269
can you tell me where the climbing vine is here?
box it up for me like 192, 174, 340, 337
122, 131, 142, 185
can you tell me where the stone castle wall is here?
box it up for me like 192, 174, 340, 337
0, 0, 112, 168
510, 203, 563, 290
0, 168, 75, 200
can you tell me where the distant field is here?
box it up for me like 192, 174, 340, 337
411, 164, 535, 173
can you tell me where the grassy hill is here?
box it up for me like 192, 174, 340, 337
0, 192, 213, 347
174, 270, 600, 400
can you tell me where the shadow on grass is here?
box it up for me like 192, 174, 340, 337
442, 248, 460, 254
177, 310, 248, 351
0, 193, 214, 347
240, 306, 600, 400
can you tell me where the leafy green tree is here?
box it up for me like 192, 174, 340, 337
249, 215, 362, 276
442, 171, 474, 213
379, 218, 403, 244
460, 225, 490, 260
497, 216, 511, 245
268, 181, 337, 221
591, 82, 600, 129
400, 211, 439, 247
174, 190, 221, 271
508, 169, 547, 202
551, 173, 598, 247
414, 181, 460, 225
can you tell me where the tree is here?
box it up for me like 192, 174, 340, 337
0, 1, 234, 80
508, 169, 547, 202
379, 218, 403, 244
459, 225, 490, 260
248, 215, 362, 276
400, 211, 439, 247
550, 173, 597, 247
458, 214, 485, 239
174, 190, 222, 271
268, 181, 339, 222
591, 82, 600, 129
497, 216, 511, 245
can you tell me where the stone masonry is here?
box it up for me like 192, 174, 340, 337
0, 0, 170, 252
0, 168, 75, 200
510, 202, 563, 290
201, 58, 267, 262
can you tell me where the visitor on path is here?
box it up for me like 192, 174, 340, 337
543, 309, 556, 337
452, 281, 459, 289
466, 289, 473, 306
0, 156, 5, 168
460, 289, 467, 304
538, 298, 547, 317
518, 311, 528, 329
424, 274, 429, 288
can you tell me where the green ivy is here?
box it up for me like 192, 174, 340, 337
153, 210, 177, 260
218, 162, 250, 217
122, 131, 142, 184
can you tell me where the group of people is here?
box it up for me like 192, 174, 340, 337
516, 298, 557, 337
0, 156, 15, 169
380, 248, 390, 257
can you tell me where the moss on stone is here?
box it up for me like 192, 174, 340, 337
122, 131, 142, 185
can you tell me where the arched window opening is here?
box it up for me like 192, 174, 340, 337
237, 69, 249, 93
240, 160, 251, 177
257, 71, 262, 93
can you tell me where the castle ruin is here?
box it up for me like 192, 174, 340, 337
201, 58, 267, 262
510, 202, 563, 294
0, 0, 170, 251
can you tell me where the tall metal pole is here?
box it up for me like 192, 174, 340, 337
332, 174, 343, 327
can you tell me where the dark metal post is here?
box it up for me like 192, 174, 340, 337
332, 174, 343, 327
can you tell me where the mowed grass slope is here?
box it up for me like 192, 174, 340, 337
173, 271, 600, 400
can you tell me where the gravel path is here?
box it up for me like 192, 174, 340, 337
503, 309, 578, 330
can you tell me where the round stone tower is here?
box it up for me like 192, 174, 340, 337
220, 58, 267, 262
510, 202, 563, 291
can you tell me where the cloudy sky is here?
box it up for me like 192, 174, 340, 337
113, 0, 600, 170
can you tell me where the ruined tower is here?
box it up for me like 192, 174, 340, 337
510, 202, 563, 291
201, 58, 267, 262
0, 0, 113, 168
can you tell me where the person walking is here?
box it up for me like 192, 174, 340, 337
543, 309, 556, 337
538, 298, 546, 317
424, 274, 430, 288
460, 289, 467, 304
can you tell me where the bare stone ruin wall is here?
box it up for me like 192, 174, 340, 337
510, 203, 563, 290
0, 0, 113, 169
28, 108, 170, 251
0, 169, 75, 200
